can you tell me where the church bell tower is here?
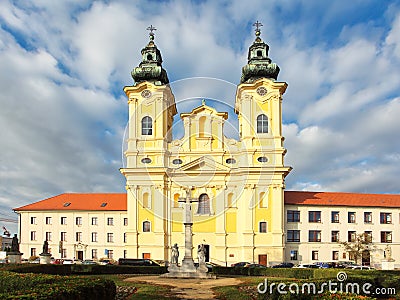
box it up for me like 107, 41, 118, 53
121, 26, 176, 260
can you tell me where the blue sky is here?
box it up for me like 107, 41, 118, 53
1, 0, 400, 234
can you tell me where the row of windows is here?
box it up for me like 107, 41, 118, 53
290, 250, 382, 261
31, 217, 128, 226
287, 210, 395, 224
140, 114, 269, 136
287, 230, 393, 243
30, 248, 118, 260
30, 220, 269, 239
289, 250, 342, 261
30, 231, 128, 243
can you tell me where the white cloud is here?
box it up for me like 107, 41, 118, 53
1, 0, 400, 234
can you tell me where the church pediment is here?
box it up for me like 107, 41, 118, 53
180, 102, 228, 119
174, 156, 231, 173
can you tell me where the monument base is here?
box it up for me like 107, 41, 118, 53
8, 252, 23, 264
162, 260, 215, 279
161, 269, 216, 279
39, 253, 52, 264
381, 259, 395, 270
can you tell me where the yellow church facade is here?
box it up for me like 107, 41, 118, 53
120, 26, 291, 266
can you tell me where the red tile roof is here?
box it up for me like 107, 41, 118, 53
14, 193, 126, 211
284, 191, 400, 208
13, 191, 400, 212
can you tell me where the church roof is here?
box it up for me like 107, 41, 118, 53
13, 191, 400, 212
14, 193, 126, 211
285, 191, 400, 208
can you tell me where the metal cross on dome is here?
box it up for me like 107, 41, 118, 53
147, 25, 157, 35
253, 20, 263, 31
147, 25, 157, 40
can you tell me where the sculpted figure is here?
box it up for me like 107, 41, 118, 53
11, 234, 19, 252
42, 240, 49, 254
198, 244, 206, 264
171, 243, 179, 264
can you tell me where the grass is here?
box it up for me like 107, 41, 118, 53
85, 274, 180, 299
213, 285, 253, 300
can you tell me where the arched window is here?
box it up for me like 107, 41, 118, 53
143, 221, 151, 232
199, 116, 206, 137
257, 114, 268, 133
197, 193, 210, 215
141, 116, 152, 135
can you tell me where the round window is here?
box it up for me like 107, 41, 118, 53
257, 156, 268, 163
172, 159, 183, 165
141, 158, 152, 164
226, 158, 236, 164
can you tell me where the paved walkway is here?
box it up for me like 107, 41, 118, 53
124, 276, 242, 299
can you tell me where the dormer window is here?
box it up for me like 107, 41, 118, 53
147, 54, 153, 60
257, 50, 262, 57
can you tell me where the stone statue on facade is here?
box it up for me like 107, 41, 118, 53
171, 243, 179, 265
11, 234, 19, 253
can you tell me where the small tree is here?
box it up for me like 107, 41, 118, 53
340, 232, 374, 265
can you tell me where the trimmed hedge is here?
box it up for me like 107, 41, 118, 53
5, 264, 167, 275
212, 267, 315, 278
0, 271, 115, 299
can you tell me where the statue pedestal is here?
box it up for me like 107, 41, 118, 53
198, 261, 208, 273
8, 252, 23, 264
381, 259, 395, 270
162, 259, 214, 279
39, 253, 51, 264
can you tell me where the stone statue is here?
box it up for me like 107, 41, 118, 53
171, 243, 179, 264
42, 240, 49, 254
385, 245, 393, 260
11, 234, 19, 252
198, 244, 206, 264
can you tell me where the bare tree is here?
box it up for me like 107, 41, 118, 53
340, 232, 374, 265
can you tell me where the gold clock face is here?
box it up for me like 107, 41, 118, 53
256, 87, 267, 96
141, 89, 152, 98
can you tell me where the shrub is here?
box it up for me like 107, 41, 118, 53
0, 271, 115, 300
6, 264, 167, 276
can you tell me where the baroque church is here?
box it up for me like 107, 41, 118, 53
120, 24, 290, 265
14, 25, 400, 268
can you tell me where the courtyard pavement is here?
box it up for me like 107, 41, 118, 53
124, 275, 242, 299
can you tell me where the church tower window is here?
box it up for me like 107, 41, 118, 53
197, 193, 210, 215
141, 116, 153, 135
257, 114, 268, 133
143, 221, 151, 232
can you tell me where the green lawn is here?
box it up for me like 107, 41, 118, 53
87, 275, 180, 300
